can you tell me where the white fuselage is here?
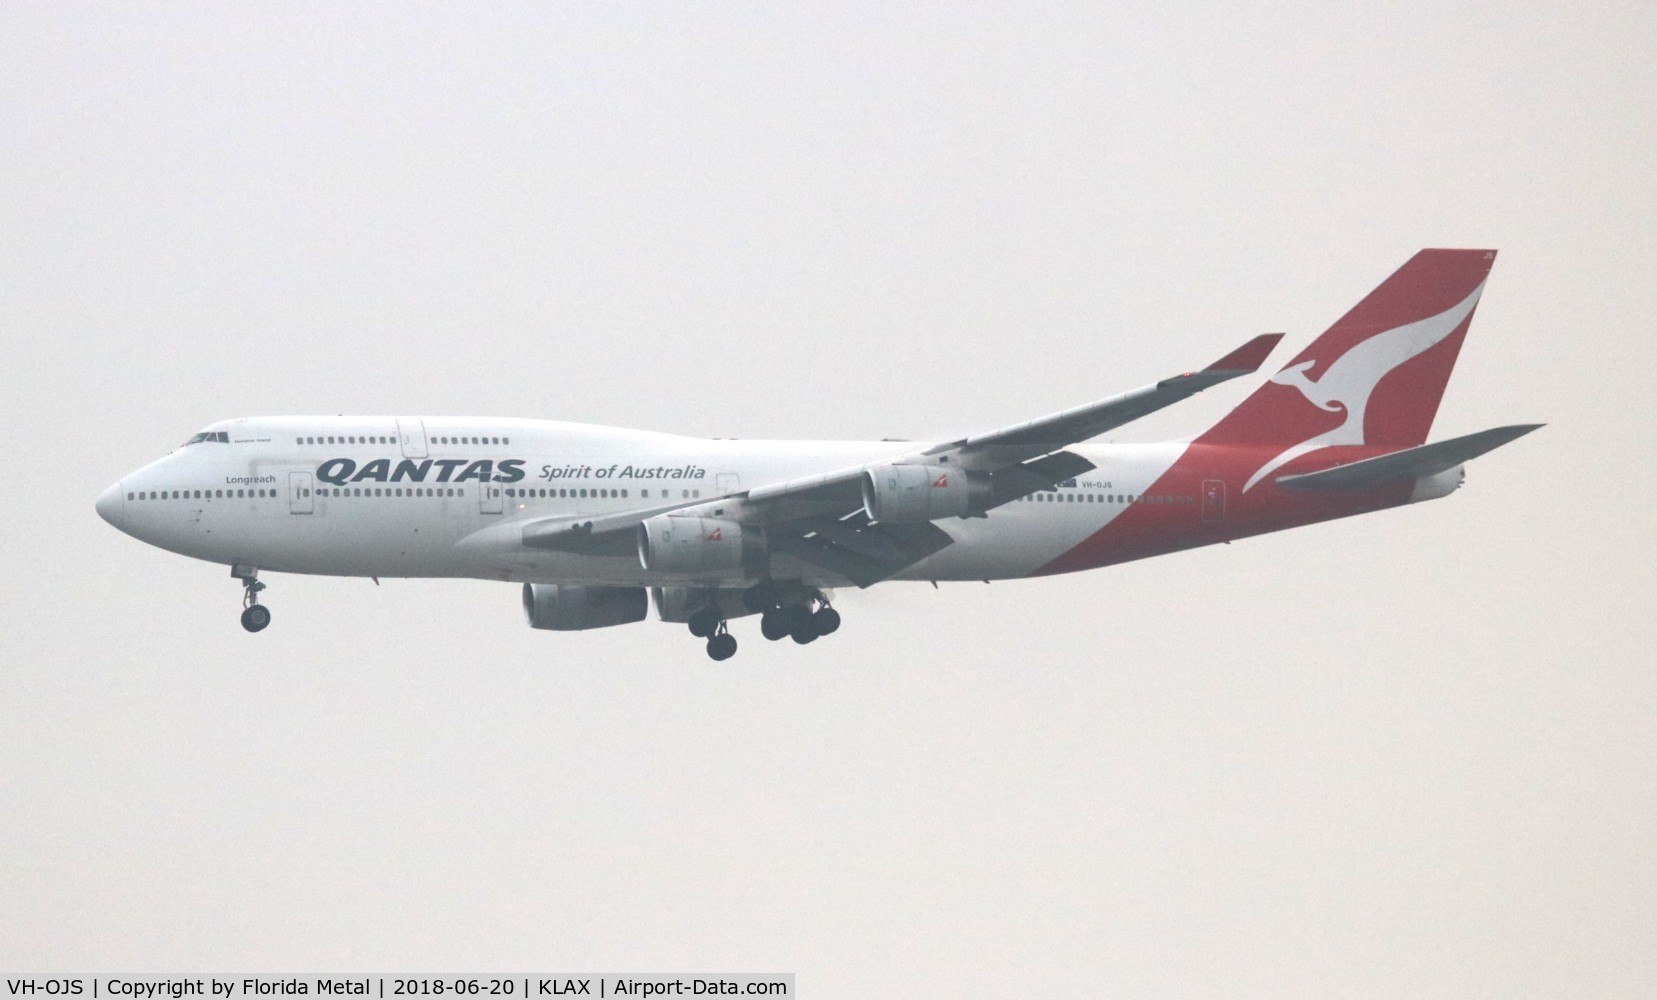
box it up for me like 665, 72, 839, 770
97, 415, 1189, 587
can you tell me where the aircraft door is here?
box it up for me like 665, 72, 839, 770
1201, 479, 1226, 523
289, 471, 315, 514
478, 482, 503, 515
396, 418, 429, 459
716, 472, 740, 496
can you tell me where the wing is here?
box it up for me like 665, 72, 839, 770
921, 332, 1283, 472
515, 333, 1283, 585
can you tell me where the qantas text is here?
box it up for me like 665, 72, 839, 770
315, 458, 526, 486
314, 459, 710, 486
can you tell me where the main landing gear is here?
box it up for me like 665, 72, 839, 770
750, 580, 839, 646
233, 564, 270, 633
684, 583, 841, 660
686, 607, 738, 660
759, 602, 839, 644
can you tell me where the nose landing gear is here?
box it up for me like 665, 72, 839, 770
233, 564, 270, 633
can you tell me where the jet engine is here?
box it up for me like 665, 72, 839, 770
861, 463, 988, 522
637, 516, 758, 575
522, 583, 649, 631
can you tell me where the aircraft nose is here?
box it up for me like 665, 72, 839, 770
96, 481, 125, 527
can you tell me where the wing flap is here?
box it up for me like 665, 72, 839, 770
773, 518, 954, 588
988, 450, 1097, 507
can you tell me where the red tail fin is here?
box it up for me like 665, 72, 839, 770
1200, 249, 1496, 458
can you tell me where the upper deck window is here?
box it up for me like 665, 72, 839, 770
184, 431, 230, 445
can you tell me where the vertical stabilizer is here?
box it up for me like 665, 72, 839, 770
1197, 249, 1496, 490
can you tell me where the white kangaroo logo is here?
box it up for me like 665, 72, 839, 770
1243, 281, 1485, 492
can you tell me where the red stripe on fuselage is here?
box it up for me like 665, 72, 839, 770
1033, 444, 1414, 576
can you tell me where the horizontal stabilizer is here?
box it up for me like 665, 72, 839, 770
1276, 424, 1543, 491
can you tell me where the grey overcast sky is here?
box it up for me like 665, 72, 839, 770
3, 1, 1655, 995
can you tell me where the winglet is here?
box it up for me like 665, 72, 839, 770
1204, 332, 1284, 374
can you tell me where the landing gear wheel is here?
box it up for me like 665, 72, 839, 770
760, 610, 790, 641
687, 608, 721, 638
790, 620, 818, 644
812, 606, 841, 636
233, 565, 269, 633
240, 604, 271, 632
706, 631, 738, 661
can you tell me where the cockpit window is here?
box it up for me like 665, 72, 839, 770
184, 431, 230, 445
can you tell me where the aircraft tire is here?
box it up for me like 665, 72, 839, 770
760, 610, 790, 641
789, 623, 818, 645
812, 607, 841, 636
706, 633, 738, 661
240, 605, 271, 633
687, 609, 720, 638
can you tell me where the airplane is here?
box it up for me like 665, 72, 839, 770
96, 249, 1540, 660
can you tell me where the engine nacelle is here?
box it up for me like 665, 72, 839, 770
637, 516, 757, 575
651, 586, 757, 623
861, 463, 987, 522
522, 583, 649, 631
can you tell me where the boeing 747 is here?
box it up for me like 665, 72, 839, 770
97, 249, 1539, 659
